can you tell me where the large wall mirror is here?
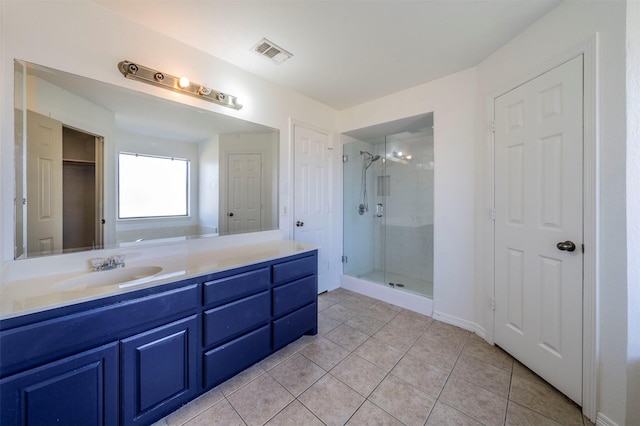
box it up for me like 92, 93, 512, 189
14, 60, 279, 259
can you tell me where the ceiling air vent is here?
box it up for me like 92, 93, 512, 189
252, 38, 293, 65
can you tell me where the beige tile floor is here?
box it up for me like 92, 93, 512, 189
155, 288, 593, 426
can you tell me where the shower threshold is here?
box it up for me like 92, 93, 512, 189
341, 273, 433, 316
357, 269, 433, 298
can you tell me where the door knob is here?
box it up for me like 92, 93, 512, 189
556, 241, 576, 252
228, 212, 234, 217
296, 221, 304, 227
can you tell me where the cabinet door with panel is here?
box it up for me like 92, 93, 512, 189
0, 342, 118, 426
120, 315, 199, 426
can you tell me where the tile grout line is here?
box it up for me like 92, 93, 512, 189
427, 332, 472, 425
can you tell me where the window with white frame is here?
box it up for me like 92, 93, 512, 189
118, 152, 189, 219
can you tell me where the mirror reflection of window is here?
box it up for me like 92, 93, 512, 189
118, 153, 189, 219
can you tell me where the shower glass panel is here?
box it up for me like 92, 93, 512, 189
343, 125, 434, 298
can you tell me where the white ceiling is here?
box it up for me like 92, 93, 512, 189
94, 0, 561, 110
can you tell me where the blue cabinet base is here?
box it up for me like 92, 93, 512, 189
0, 250, 318, 426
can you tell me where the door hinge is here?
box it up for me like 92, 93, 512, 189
342, 155, 348, 163
491, 298, 496, 311
491, 121, 496, 133
491, 209, 496, 221
582, 244, 585, 253
341, 255, 348, 263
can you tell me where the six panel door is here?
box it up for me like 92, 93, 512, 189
494, 55, 584, 404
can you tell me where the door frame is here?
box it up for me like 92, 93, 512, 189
485, 36, 597, 420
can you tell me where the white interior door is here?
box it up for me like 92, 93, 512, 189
494, 55, 583, 404
26, 110, 63, 256
227, 153, 262, 234
293, 125, 331, 293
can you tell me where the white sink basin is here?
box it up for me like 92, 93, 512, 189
53, 266, 163, 291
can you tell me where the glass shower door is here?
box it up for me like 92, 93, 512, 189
381, 131, 434, 297
342, 140, 385, 284
342, 123, 433, 299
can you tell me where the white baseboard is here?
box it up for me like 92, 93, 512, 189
433, 311, 481, 335
595, 412, 620, 426
473, 324, 487, 340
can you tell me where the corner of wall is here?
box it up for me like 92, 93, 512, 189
626, 0, 640, 424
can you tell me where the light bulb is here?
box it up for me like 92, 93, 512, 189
178, 77, 190, 88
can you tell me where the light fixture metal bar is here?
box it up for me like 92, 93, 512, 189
117, 60, 242, 110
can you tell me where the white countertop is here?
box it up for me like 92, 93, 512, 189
0, 240, 317, 321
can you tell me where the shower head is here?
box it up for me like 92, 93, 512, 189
360, 150, 381, 162
361, 151, 381, 170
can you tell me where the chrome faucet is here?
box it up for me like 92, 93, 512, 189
91, 255, 125, 272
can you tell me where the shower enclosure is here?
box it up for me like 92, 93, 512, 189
343, 119, 434, 300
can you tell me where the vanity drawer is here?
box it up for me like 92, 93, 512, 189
272, 255, 317, 285
203, 267, 270, 308
272, 275, 317, 317
203, 291, 270, 348
272, 302, 317, 351
203, 324, 270, 389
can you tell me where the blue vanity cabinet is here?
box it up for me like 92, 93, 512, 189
0, 342, 118, 426
0, 280, 200, 426
0, 249, 318, 425
120, 315, 199, 426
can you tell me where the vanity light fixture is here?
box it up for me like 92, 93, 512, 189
117, 60, 242, 110
392, 151, 412, 161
